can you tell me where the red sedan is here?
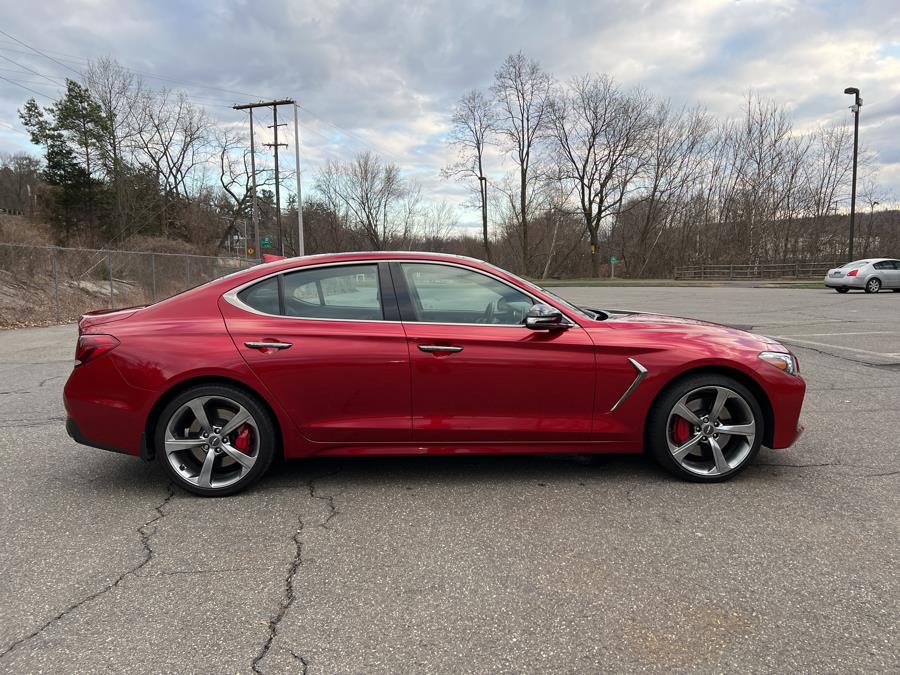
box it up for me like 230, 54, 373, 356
64, 252, 805, 496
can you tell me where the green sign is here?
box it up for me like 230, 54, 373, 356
261, 235, 272, 248
610, 255, 617, 264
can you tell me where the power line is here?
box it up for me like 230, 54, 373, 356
0, 30, 268, 103
0, 73, 55, 100
0, 53, 64, 86
0, 28, 82, 77
0, 120, 31, 137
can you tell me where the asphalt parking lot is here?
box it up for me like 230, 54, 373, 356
1, 286, 898, 673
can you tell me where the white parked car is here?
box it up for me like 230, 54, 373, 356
824, 259, 900, 293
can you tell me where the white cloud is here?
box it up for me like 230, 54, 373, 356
2, 0, 900, 224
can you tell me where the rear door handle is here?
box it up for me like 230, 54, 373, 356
418, 345, 463, 353
245, 341, 293, 350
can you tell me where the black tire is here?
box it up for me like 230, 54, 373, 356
155, 384, 277, 497
835, 287, 849, 294
646, 373, 765, 483
865, 277, 881, 293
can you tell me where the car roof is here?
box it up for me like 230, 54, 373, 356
195, 250, 503, 298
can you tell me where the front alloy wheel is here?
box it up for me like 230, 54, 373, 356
156, 385, 276, 496
648, 375, 763, 482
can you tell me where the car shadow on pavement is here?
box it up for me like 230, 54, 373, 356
260, 452, 664, 493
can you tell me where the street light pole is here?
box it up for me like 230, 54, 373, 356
844, 87, 862, 260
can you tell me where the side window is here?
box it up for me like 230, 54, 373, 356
400, 263, 533, 325
282, 264, 383, 320
892, 261, 900, 270
874, 261, 890, 270
237, 277, 280, 315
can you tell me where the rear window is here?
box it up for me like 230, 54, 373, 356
237, 277, 280, 315
234, 264, 383, 320
841, 261, 869, 269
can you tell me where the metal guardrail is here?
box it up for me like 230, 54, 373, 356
0, 243, 256, 327
674, 261, 841, 280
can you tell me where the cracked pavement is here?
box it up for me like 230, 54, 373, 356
0, 288, 898, 672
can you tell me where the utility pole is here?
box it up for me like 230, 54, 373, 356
266, 106, 288, 256
844, 87, 862, 260
233, 99, 295, 258
248, 108, 259, 260
293, 104, 304, 256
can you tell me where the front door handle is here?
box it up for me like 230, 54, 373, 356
418, 345, 463, 353
245, 341, 293, 350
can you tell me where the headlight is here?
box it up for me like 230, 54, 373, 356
758, 351, 797, 375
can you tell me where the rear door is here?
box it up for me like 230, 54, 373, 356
392, 261, 595, 443
220, 262, 411, 444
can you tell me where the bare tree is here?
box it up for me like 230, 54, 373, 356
491, 52, 552, 274
314, 151, 409, 250
548, 74, 653, 276
132, 90, 210, 235
85, 57, 142, 238
443, 89, 495, 260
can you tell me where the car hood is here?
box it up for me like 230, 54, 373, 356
594, 309, 787, 352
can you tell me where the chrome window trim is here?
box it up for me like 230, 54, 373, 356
610, 358, 648, 412
222, 259, 581, 328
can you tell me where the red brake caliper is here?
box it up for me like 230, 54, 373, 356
672, 416, 691, 444
233, 424, 253, 453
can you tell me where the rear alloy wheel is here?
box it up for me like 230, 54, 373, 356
156, 385, 276, 496
835, 287, 849, 293
647, 375, 763, 482
865, 277, 881, 293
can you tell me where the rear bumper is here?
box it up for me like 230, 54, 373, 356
824, 275, 865, 288
63, 355, 155, 458
66, 417, 129, 455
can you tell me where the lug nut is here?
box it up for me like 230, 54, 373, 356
714, 433, 719, 439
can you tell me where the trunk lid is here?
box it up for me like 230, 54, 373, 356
78, 305, 146, 334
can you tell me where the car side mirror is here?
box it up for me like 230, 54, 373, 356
525, 303, 568, 330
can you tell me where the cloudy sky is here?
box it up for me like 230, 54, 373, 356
1, 0, 899, 226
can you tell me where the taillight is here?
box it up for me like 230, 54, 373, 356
75, 334, 120, 365
847, 269, 859, 277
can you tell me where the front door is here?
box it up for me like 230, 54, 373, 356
220, 262, 410, 444
392, 262, 595, 443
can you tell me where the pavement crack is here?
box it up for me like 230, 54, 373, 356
251, 468, 343, 675
0, 483, 175, 661
38, 375, 64, 388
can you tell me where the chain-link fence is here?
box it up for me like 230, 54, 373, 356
0, 243, 256, 328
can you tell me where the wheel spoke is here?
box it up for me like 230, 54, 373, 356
709, 437, 730, 474
717, 422, 754, 436
221, 443, 255, 470
671, 434, 703, 461
709, 388, 731, 422
164, 436, 204, 454
197, 449, 216, 488
673, 402, 701, 427
219, 407, 251, 437
188, 398, 211, 433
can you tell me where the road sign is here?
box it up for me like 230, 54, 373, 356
610, 255, 617, 264
261, 236, 272, 248
247, 247, 255, 256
